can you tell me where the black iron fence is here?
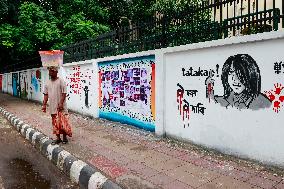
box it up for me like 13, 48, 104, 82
1, 56, 42, 73
61, 0, 284, 63
2, 0, 284, 73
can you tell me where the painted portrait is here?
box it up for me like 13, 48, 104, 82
206, 54, 272, 110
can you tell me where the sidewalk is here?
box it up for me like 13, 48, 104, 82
0, 93, 284, 189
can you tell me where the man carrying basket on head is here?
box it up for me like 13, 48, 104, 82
42, 66, 72, 145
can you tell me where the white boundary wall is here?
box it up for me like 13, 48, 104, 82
160, 31, 284, 167
1, 31, 284, 167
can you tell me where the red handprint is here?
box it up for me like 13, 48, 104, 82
274, 83, 284, 95
265, 83, 284, 113
265, 91, 276, 101
273, 101, 281, 113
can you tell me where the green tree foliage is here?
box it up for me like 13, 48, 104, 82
17, 2, 60, 54
153, 0, 211, 20
0, 23, 19, 48
97, 0, 156, 28
0, 0, 215, 70
0, 0, 110, 68
55, 13, 109, 49
152, 0, 219, 46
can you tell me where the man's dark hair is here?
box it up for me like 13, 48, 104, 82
221, 54, 261, 98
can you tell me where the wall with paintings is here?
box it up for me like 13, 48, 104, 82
7, 73, 13, 94
163, 32, 284, 166
1, 31, 284, 167
3, 74, 8, 93
29, 68, 49, 102
1, 69, 48, 102
12, 72, 20, 97
1, 74, 5, 93
2, 73, 8, 93
61, 62, 97, 116
19, 71, 29, 99
98, 55, 156, 131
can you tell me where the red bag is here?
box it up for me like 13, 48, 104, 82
57, 111, 72, 137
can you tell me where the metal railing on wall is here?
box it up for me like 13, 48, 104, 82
1, 56, 42, 73
61, 0, 284, 63
2, 0, 284, 73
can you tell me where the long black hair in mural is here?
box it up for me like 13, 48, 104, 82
207, 54, 272, 110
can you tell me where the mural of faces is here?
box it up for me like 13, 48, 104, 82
99, 57, 155, 126
214, 54, 272, 110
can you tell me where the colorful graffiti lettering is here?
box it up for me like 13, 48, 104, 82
265, 83, 284, 113
177, 83, 205, 128
68, 66, 82, 95
66, 66, 93, 109
177, 83, 190, 128
69, 66, 82, 95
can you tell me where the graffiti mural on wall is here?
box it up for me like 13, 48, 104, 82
20, 71, 29, 99
175, 53, 283, 128
66, 65, 94, 109
176, 83, 204, 127
30, 69, 42, 99
98, 55, 155, 131
7, 73, 12, 94
205, 54, 272, 110
12, 73, 20, 97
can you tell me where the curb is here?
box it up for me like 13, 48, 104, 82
0, 107, 122, 189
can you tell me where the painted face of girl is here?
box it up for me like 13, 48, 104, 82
228, 64, 245, 94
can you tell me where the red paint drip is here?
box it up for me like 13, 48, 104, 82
36, 70, 41, 79
183, 105, 189, 121
177, 89, 184, 115
208, 83, 213, 103
183, 106, 190, 128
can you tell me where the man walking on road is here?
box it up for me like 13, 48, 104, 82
42, 66, 72, 145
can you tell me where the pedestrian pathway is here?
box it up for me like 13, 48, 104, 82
0, 93, 283, 189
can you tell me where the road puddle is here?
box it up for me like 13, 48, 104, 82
7, 158, 50, 189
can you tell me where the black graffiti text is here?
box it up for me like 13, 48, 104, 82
274, 61, 284, 74
182, 67, 215, 77
190, 103, 206, 115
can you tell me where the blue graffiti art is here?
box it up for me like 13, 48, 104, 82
12, 73, 19, 97
31, 76, 39, 92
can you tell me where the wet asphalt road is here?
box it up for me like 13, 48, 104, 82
0, 115, 79, 189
